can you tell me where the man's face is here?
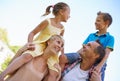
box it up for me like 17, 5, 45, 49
80, 41, 100, 58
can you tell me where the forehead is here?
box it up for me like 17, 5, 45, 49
96, 14, 104, 20
66, 6, 70, 10
64, 6, 70, 11
88, 41, 100, 49
54, 36, 61, 40
54, 36, 64, 43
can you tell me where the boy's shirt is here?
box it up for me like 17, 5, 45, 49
83, 32, 114, 51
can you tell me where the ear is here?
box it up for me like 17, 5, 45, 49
92, 53, 100, 59
105, 20, 109, 27
47, 40, 51, 46
94, 53, 100, 59
59, 9, 64, 15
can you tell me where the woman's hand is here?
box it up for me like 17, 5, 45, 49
54, 63, 62, 81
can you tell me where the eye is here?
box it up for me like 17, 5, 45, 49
87, 44, 90, 46
57, 41, 60, 44
57, 40, 64, 47
61, 43, 64, 48
87, 43, 91, 48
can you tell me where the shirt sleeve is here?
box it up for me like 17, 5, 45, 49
65, 52, 80, 64
106, 35, 115, 51
83, 34, 91, 44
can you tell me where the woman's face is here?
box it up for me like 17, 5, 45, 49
48, 36, 64, 54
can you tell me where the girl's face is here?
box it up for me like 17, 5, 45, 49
48, 36, 64, 54
61, 7, 70, 22
95, 15, 107, 31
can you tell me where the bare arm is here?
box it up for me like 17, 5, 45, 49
54, 64, 62, 81
10, 43, 35, 63
28, 20, 48, 42
59, 53, 69, 72
90, 70, 102, 81
0, 43, 35, 81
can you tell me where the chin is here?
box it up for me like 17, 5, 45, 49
52, 51, 58, 55
62, 20, 67, 22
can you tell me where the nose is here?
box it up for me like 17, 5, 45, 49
57, 44, 62, 50
58, 45, 61, 49
95, 22, 97, 25
69, 15, 70, 18
82, 44, 86, 48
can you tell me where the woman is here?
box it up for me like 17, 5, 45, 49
0, 35, 64, 81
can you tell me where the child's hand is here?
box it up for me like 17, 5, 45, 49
26, 43, 35, 51
22, 43, 35, 51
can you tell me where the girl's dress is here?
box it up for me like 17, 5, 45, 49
23, 18, 64, 72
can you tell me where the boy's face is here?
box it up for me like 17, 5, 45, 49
95, 14, 108, 30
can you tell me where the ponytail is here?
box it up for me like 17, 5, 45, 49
42, 5, 53, 16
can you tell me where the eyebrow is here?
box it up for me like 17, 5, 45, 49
87, 42, 92, 48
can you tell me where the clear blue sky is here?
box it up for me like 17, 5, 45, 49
0, 0, 120, 81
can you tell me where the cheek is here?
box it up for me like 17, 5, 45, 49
95, 22, 100, 27
66, 13, 70, 19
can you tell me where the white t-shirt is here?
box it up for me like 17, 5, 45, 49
62, 63, 89, 81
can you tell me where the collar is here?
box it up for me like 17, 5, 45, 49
94, 31, 109, 36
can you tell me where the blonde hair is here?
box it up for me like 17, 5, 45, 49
48, 35, 64, 47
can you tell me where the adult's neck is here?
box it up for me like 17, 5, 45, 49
80, 59, 95, 71
42, 48, 54, 60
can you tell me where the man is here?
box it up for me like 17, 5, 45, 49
59, 40, 105, 81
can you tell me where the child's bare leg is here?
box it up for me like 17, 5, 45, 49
0, 53, 33, 79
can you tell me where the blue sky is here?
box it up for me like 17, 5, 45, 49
0, 0, 120, 81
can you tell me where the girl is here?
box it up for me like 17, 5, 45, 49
0, 2, 70, 81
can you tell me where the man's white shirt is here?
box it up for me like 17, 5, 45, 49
62, 63, 89, 81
